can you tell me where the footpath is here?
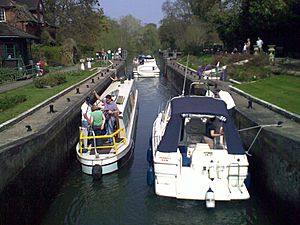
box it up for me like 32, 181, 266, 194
0, 65, 79, 94
0, 63, 113, 146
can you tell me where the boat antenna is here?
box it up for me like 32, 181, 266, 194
181, 54, 189, 96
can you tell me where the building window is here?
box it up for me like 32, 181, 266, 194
0, 8, 6, 22
5, 44, 17, 59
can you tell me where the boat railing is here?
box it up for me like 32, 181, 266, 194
79, 128, 127, 156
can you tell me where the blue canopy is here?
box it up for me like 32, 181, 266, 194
157, 96, 245, 154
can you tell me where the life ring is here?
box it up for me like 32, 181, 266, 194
92, 164, 102, 181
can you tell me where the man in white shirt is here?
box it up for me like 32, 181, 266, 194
81, 96, 92, 129
256, 37, 263, 52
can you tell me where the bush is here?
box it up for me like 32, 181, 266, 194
0, 95, 27, 112
32, 44, 63, 66
34, 73, 66, 88
0, 68, 18, 83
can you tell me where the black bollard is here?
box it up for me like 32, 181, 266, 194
49, 104, 55, 113
67, 97, 70, 102
76, 87, 80, 94
91, 78, 95, 83
101, 73, 103, 77
25, 125, 32, 132
247, 100, 253, 109
97, 77, 100, 80
86, 84, 89, 88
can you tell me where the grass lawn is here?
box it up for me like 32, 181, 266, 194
0, 70, 94, 124
236, 75, 300, 115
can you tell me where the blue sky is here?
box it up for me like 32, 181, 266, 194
100, 0, 166, 25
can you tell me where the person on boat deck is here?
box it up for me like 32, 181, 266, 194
104, 94, 119, 144
89, 105, 106, 147
81, 97, 92, 146
81, 96, 92, 129
204, 117, 224, 149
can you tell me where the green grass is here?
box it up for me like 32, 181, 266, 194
92, 60, 110, 68
237, 75, 300, 115
0, 70, 94, 124
178, 55, 214, 70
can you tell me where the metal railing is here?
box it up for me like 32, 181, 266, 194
79, 127, 126, 156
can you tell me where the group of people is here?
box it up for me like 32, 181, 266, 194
81, 91, 119, 148
243, 37, 264, 54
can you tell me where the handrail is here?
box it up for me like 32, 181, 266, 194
79, 127, 126, 156
228, 162, 242, 194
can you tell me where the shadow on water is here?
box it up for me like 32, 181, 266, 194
42, 69, 279, 225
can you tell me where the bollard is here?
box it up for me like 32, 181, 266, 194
247, 100, 253, 109
97, 77, 100, 80
101, 73, 103, 77
67, 97, 70, 102
25, 125, 32, 132
91, 78, 95, 83
86, 84, 89, 88
76, 87, 80, 94
49, 104, 55, 113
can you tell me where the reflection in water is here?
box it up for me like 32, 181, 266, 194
42, 76, 276, 225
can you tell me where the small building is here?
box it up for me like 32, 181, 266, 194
0, 0, 56, 69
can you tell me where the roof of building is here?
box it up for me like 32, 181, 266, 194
0, 0, 13, 7
0, 0, 39, 10
0, 23, 38, 39
14, 0, 40, 11
13, 4, 39, 23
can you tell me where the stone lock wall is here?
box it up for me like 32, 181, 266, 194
0, 62, 126, 225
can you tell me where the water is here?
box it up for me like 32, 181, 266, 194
42, 77, 278, 225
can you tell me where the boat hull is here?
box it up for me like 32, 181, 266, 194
77, 140, 134, 175
76, 79, 138, 176
151, 96, 250, 203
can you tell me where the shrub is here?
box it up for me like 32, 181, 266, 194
32, 44, 63, 66
0, 68, 18, 83
0, 95, 27, 112
34, 73, 66, 88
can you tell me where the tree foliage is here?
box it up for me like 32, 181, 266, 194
95, 16, 161, 55
159, 0, 220, 52
160, 0, 300, 55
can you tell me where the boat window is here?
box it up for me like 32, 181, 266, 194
122, 95, 133, 129
116, 96, 125, 104
130, 90, 135, 106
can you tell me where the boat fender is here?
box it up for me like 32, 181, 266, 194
205, 188, 215, 208
147, 146, 153, 163
92, 164, 102, 181
147, 166, 154, 186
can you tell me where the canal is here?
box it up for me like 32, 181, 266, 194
42, 71, 279, 225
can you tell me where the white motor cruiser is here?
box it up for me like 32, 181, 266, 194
148, 96, 250, 207
76, 79, 138, 179
133, 55, 160, 78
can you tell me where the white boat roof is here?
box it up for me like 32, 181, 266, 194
100, 79, 134, 113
